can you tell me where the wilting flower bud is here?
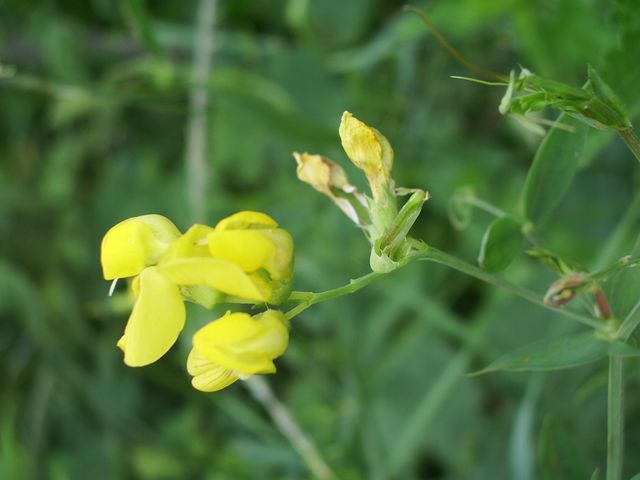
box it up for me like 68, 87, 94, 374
543, 273, 590, 307
294, 152, 370, 226
188, 310, 289, 392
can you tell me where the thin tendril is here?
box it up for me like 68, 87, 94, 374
404, 5, 507, 82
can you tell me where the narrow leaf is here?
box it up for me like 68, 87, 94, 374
472, 332, 640, 375
587, 64, 629, 122
523, 114, 588, 225
478, 216, 523, 272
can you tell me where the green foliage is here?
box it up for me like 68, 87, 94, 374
474, 333, 640, 374
478, 216, 523, 272
523, 115, 589, 225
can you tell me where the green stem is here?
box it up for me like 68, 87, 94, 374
285, 272, 384, 320
614, 298, 640, 341
606, 356, 624, 480
408, 246, 603, 329
619, 128, 640, 163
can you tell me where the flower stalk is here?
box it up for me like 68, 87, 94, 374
607, 356, 624, 480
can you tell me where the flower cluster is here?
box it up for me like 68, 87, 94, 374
100, 211, 293, 391
295, 112, 428, 273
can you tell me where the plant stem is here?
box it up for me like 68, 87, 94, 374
285, 272, 384, 320
185, 0, 217, 223
408, 246, 603, 329
606, 356, 624, 480
245, 377, 335, 480
614, 298, 640, 341
619, 128, 640, 163
286, 246, 602, 330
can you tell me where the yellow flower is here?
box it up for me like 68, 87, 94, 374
208, 211, 294, 303
101, 215, 186, 367
101, 211, 295, 368
158, 222, 271, 303
187, 310, 289, 392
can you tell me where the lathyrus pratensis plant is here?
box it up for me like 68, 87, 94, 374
103, 82, 640, 477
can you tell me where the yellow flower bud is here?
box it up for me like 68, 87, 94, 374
339, 111, 394, 199
101, 214, 181, 280
187, 310, 289, 392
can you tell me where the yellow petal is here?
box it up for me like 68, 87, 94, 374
101, 215, 181, 280
338, 112, 394, 200
294, 152, 350, 193
120, 267, 185, 367
294, 152, 369, 225
215, 211, 278, 231
161, 224, 215, 261
187, 348, 239, 392
158, 257, 269, 301
262, 230, 294, 280
339, 111, 393, 174
193, 311, 289, 375
207, 230, 276, 272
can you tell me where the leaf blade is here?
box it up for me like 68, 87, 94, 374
478, 216, 523, 272
472, 332, 640, 375
523, 114, 588, 225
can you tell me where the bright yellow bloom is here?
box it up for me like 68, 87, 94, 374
101, 215, 186, 367
208, 211, 294, 303
101, 211, 295, 368
187, 310, 289, 392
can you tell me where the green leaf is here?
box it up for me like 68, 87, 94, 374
472, 332, 640, 374
589, 469, 599, 480
629, 473, 640, 480
523, 114, 588, 225
478, 216, 523, 272
587, 65, 629, 125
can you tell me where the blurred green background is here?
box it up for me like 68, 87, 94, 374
2, 0, 640, 479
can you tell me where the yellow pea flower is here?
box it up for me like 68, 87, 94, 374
207, 211, 294, 303
102, 211, 294, 368
187, 310, 289, 392
101, 215, 186, 367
